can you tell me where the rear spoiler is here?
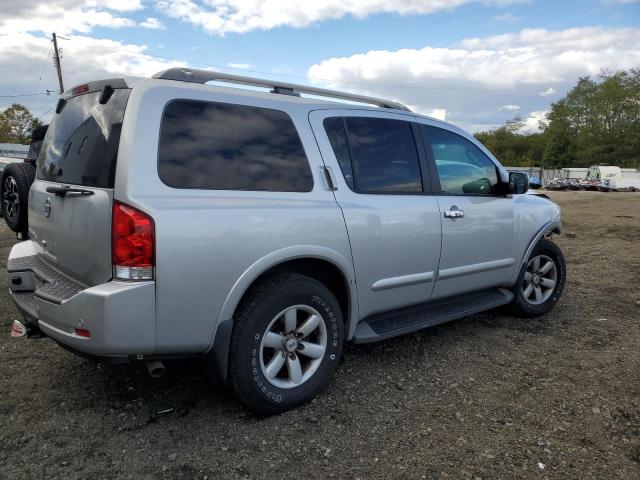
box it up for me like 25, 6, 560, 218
57, 78, 130, 114
60, 78, 129, 100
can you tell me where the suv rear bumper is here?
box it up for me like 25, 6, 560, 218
7, 241, 156, 357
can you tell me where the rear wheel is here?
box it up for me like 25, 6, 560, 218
511, 238, 566, 317
1, 163, 35, 233
229, 273, 344, 414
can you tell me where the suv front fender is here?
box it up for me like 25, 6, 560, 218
510, 219, 562, 285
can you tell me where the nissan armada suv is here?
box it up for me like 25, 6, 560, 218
7, 69, 566, 413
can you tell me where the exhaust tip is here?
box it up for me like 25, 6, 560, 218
145, 360, 166, 378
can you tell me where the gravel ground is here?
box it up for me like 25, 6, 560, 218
0, 191, 639, 480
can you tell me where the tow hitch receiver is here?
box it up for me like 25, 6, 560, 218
10, 320, 27, 338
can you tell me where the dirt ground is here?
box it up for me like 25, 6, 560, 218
0, 191, 638, 480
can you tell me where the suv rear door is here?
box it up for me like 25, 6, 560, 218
309, 110, 442, 319
418, 123, 516, 299
29, 84, 130, 286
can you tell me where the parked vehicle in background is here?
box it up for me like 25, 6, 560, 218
0, 125, 47, 234
7, 70, 566, 413
0, 156, 26, 175
586, 165, 640, 190
0, 156, 28, 219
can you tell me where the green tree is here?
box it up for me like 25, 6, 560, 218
543, 69, 640, 168
474, 116, 545, 167
476, 68, 640, 169
0, 104, 43, 144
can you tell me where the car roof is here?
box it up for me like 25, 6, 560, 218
64, 71, 469, 137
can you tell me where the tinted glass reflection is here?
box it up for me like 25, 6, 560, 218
323, 117, 354, 190
158, 100, 313, 192
37, 89, 129, 188
345, 117, 422, 193
421, 125, 499, 195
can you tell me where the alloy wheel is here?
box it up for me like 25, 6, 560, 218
522, 254, 558, 305
259, 305, 327, 389
2, 176, 19, 219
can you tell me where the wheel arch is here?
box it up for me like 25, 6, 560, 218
206, 246, 358, 380
510, 219, 562, 285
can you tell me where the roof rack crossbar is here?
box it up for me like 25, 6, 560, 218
152, 68, 410, 111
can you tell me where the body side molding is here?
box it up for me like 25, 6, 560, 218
371, 271, 434, 291
438, 258, 515, 281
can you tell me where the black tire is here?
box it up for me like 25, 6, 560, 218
0, 162, 35, 233
510, 238, 566, 318
229, 273, 344, 414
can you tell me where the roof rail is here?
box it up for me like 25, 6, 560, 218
152, 68, 411, 112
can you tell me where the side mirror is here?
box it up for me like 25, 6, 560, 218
508, 172, 528, 194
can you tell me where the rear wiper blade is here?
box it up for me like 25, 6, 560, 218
46, 185, 95, 198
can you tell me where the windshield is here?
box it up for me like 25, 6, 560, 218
37, 89, 130, 188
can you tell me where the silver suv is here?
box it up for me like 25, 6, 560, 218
7, 69, 566, 413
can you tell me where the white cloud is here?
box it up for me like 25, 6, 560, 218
492, 13, 518, 22
427, 108, 447, 121
520, 110, 548, 132
155, 0, 523, 36
141, 17, 165, 29
226, 62, 253, 70
499, 104, 520, 111
539, 87, 556, 97
95, 0, 143, 11
0, 32, 185, 116
307, 27, 640, 132
0, 0, 142, 35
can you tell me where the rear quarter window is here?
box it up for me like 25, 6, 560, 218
158, 100, 314, 192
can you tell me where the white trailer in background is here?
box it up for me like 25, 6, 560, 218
586, 165, 640, 189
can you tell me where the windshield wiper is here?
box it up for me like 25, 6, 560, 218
46, 185, 95, 198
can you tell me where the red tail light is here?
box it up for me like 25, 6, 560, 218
112, 201, 155, 281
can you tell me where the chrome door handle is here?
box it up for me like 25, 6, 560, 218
444, 209, 464, 218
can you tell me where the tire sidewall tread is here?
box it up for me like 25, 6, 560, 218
228, 273, 344, 414
511, 238, 566, 318
0, 162, 35, 233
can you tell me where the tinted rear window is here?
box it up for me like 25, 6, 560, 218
37, 89, 130, 188
323, 117, 354, 189
158, 100, 313, 192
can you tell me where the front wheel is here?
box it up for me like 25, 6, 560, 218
510, 238, 566, 318
229, 273, 344, 414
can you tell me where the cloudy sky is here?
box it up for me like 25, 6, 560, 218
0, 0, 639, 132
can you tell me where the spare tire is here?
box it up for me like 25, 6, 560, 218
1, 162, 35, 234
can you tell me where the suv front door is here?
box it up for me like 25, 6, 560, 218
309, 110, 442, 319
418, 123, 517, 300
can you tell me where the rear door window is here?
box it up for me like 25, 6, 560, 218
323, 117, 355, 190
324, 116, 423, 194
158, 100, 313, 192
37, 89, 130, 188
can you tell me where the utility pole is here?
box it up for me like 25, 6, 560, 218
52, 33, 64, 94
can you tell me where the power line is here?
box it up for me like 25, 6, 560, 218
0, 92, 51, 98
33, 41, 54, 94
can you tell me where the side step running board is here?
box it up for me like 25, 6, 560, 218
353, 288, 514, 343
